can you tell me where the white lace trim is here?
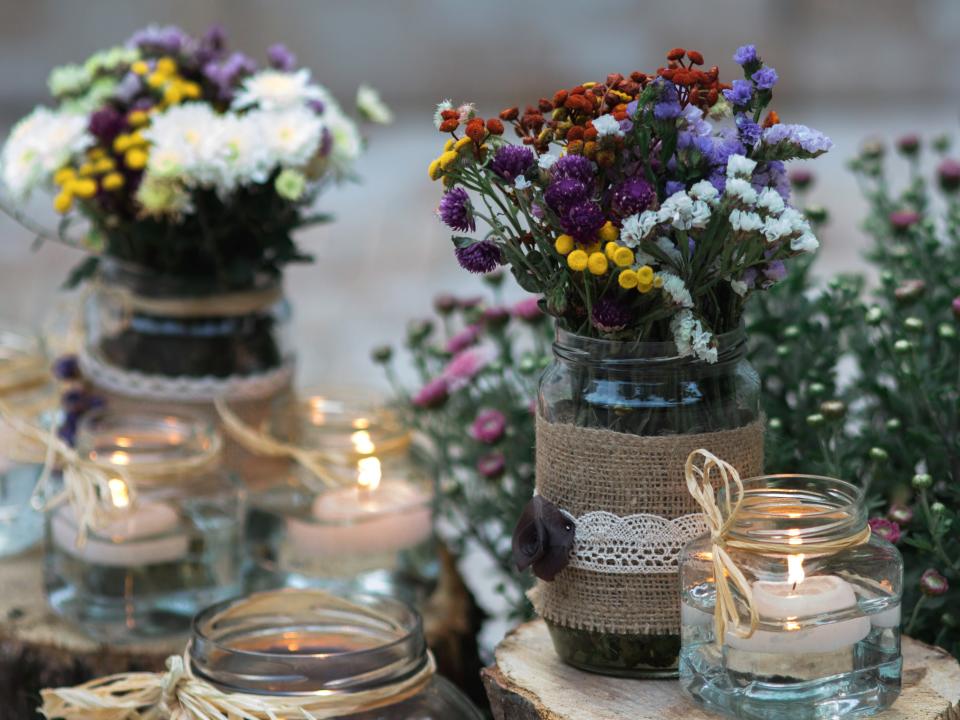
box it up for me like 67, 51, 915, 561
79, 348, 295, 402
567, 510, 708, 574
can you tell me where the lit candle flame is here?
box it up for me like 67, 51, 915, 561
109, 450, 130, 466
786, 527, 803, 546
107, 477, 130, 509
787, 553, 806, 587
309, 396, 327, 425
784, 619, 802, 632
351, 429, 376, 455
357, 456, 381, 492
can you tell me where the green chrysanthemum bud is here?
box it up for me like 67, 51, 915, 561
865, 306, 884, 325
903, 317, 924, 333
806, 413, 825, 427
893, 339, 912, 354
869, 447, 888, 461
912, 473, 933, 490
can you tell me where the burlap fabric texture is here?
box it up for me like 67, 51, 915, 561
531, 414, 764, 635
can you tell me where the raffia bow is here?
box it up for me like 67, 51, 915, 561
684, 449, 871, 645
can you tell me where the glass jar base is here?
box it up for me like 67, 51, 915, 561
0, 465, 43, 557
545, 620, 680, 678
680, 649, 901, 720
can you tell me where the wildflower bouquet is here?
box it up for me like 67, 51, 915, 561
1, 23, 390, 287
430, 45, 831, 361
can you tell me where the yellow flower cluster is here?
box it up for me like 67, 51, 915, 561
554, 221, 662, 293
428, 137, 486, 183
52, 147, 126, 213
133, 56, 200, 107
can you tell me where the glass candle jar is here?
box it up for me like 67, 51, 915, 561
245, 390, 438, 603
679, 475, 902, 719
188, 588, 482, 718
44, 409, 244, 643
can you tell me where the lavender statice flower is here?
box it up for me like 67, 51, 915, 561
544, 177, 589, 214
751, 67, 778, 90
267, 43, 297, 71
127, 24, 187, 54
707, 129, 747, 169
610, 177, 654, 218
550, 154, 595, 184
204, 52, 257, 100
653, 80, 681, 120
665, 180, 685, 196
490, 145, 534, 182
591, 296, 632, 333
762, 123, 833, 155
733, 44, 758, 66
561, 201, 605, 243
196, 24, 227, 65
438, 187, 475, 232
735, 114, 762, 147
723, 79, 754, 108
455, 240, 502, 274
751, 160, 791, 201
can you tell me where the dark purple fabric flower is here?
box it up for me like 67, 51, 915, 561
544, 177, 589, 214
610, 177, 654, 218
889, 210, 921, 231
455, 240, 502, 274
412, 377, 449, 409
591, 296, 631, 333
724, 79, 754, 108
52, 355, 81, 381
89, 108, 125, 144
736, 114, 762, 147
490, 145, 534, 182
512, 297, 543, 323
512, 495, 575, 581
471, 409, 507, 444
445, 323, 481, 354
920, 568, 949, 596
267, 43, 297, 71
438, 188, 475, 232
751, 66, 778, 90
561, 201, 605, 243
477, 451, 506, 478
733, 44, 758, 66
127, 24, 187, 54
938, 159, 960, 192
551, 154, 595, 184
868, 517, 901, 544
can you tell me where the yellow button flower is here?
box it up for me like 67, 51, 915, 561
567, 249, 589, 272
653, 275, 664, 289
637, 265, 655, 285
604, 241, 619, 260
87, 147, 106, 160
78, 162, 96, 177
130, 60, 150, 76
439, 150, 458, 170
94, 157, 115, 174
147, 71, 167, 89
113, 134, 132, 153
53, 191, 73, 214
181, 81, 201, 99
598, 221, 619, 243
125, 148, 148, 170
444, 138, 455, 152
618, 269, 639, 289
613, 247, 635, 268
638, 281, 654, 294
163, 83, 183, 105
155, 57, 177, 75
582, 241, 600, 255
102, 172, 124, 191
53, 167, 76, 186
428, 158, 443, 181
454, 136, 473, 152
555, 234, 574, 255
128, 110, 149, 127
587, 252, 609, 275
69, 178, 97, 199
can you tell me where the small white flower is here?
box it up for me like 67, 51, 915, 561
730, 209, 764, 233
730, 279, 749, 297
724, 177, 758, 205
726, 153, 757, 179
201, 113, 271, 194
433, 99, 453, 129
660, 272, 694, 309
669, 309, 717, 363
144, 103, 220, 183
537, 153, 558, 170
514, 175, 532, 190
457, 102, 477, 123
0, 107, 91, 200
592, 114, 623, 138
232, 69, 328, 111
779, 207, 810, 234
356, 84, 393, 124
757, 187, 785, 214
689, 180, 719, 204
791, 232, 820, 253
690, 199, 711, 229
762, 216, 793, 244
660, 191, 697, 230
621, 210, 661, 247
322, 106, 363, 178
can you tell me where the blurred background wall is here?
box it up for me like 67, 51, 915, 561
0, 0, 958, 385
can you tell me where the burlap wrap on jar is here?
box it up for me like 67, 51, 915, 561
530, 414, 764, 636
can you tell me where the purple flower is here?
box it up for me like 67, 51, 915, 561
438, 188, 475, 232
789, 168, 814, 190
751, 160, 791, 201
455, 240, 502, 274
127, 24, 187, 54
445, 323, 481, 354
736, 114, 762, 147
267, 43, 297, 71
52, 355, 80, 381
591, 296, 632, 333
920, 568, 949, 597
723, 79, 754, 108
952, 296, 960, 320
442, 346, 495, 391
733, 44, 758, 66
433, 293, 458, 315
413, 377, 449, 409
708, 169, 727, 195
888, 503, 914, 525
309, 98, 327, 115
204, 52, 256, 100
889, 210, 921, 232
707, 130, 746, 168
490, 145, 534, 182
512, 297, 543, 322
512, 495, 575, 581
896, 134, 920, 155
654, 100, 681, 120
89, 107, 125, 144
561, 201, 605, 243
762, 123, 833, 155
544, 177, 589, 214
763, 260, 787, 283
196, 24, 227, 65
751, 67, 778, 90
610, 177, 655, 218
665, 180, 685, 197
551, 155, 595, 184
868, 517, 901, 544
477, 451, 506, 479
483, 306, 510, 328
471, 409, 507, 444
938, 159, 960, 193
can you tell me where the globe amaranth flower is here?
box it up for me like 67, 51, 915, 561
512, 495, 576, 581
412, 377, 449, 409
88, 107, 125, 143
723, 79, 754, 108
920, 568, 949, 596
477, 451, 506, 479
455, 239, 501, 274
751, 66, 778, 90
592, 296, 632, 333
868, 517, 901, 544
733, 44, 758, 66
490, 145, 534, 182
610, 177, 655, 218
561, 201, 605, 243
544, 177, 589, 214
889, 210, 921, 232
438, 187, 475, 232
267, 43, 297, 71
938, 159, 960, 193
471, 408, 507, 444
550, 154, 595, 184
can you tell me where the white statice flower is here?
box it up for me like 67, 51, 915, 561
0, 107, 91, 200
730, 279, 749, 297
690, 199, 711, 229
791, 232, 820, 253
660, 272, 694, 309
724, 177, 758, 205
757, 187, 785, 215
537, 153, 558, 170
779, 207, 811, 235
144, 103, 220, 183
762, 215, 793, 244
257, 106, 325, 169
356, 84, 393, 124
323, 105, 363, 178
689, 179, 719, 204
592, 114, 623, 138
659, 191, 694, 230
725, 153, 757, 179
729, 209, 763, 233
670, 309, 717, 363
621, 210, 662, 247
655, 236, 683, 264
514, 175, 532, 190
232, 69, 327, 111
433, 99, 453, 129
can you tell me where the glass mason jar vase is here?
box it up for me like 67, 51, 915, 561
245, 390, 438, 604
189, 589, 483, 719
81, 258, 293, 395
44, 409, 244, 642
679, 475, 902, 720
535, 325, 762, 677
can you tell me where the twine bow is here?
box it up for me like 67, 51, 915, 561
684, 449, 872, 645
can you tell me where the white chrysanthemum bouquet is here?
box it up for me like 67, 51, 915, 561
0, 24, 390, 286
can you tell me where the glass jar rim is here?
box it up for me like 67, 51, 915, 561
553, 323, 747, 365
189, 588, 428, 695
98, 255, 282, 294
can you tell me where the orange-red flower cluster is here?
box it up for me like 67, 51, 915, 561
656, 47, 729, 111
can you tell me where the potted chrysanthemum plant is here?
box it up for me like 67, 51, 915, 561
0, 24, 390, 399
429, 45, 831, 676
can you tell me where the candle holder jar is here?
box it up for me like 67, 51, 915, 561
679, 474, 903, 720
44, 409, 244, 643
188, 588, 482, 718
245, 391, 438, 604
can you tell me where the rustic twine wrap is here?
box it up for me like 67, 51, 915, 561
531, 414, 764, 635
